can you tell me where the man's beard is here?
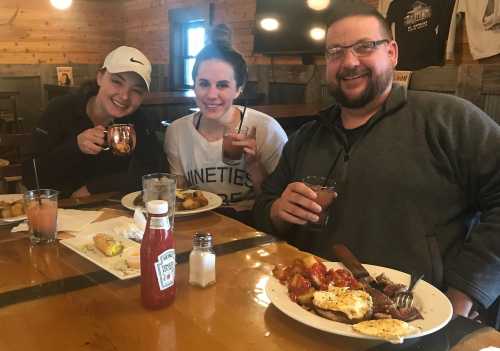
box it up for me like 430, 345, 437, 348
328, 67, 392, 108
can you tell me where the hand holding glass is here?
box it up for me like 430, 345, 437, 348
303, 176, 337, 228
222, 126, 249, 165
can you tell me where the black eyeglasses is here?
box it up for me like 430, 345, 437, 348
325, 39, 390, 61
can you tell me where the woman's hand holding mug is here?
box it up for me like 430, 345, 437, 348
77, 125, 106, 154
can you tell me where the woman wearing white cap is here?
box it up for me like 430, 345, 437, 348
23, 46, 163, 198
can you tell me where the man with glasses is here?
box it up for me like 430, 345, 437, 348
254, 0, 499, 327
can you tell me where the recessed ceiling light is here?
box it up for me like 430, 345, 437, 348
307, 0, 330, 11
50, 0, 72, 10
260, 18, 280, 31
309, 27, 326, 41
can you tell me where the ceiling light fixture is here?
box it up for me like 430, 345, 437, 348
307, 0, 330, 11
50, 0, 72, 10
309, 27, 326, 41
260, 17, 280, 31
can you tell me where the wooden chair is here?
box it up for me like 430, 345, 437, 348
0, 92, 24, 133
0, 133, 33, 194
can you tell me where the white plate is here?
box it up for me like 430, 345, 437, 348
265, 262, 453, 342
0, 194, 27, 225
60, 233, 140, 280
121, 190, 223, 217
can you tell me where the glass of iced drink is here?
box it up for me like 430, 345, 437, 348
303, 176, 337, 228
222, 126, 249, 165
142, 173, 177, 225
24, 189, 59, 244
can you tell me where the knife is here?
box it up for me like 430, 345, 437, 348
332, 244, 376, 287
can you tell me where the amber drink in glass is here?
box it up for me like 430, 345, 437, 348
303, 176, 336, 228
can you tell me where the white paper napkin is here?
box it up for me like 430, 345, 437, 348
69, 216, 145, 241
11, 209, 103, 233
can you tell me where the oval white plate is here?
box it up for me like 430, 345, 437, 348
121, 190, 223, 217
265, 262, 452, 342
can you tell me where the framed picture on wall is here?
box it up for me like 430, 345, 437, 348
56, 67, 74, 86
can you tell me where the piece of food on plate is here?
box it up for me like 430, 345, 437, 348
126, 255, 140, 269
10, 200, 24, 217
93, 233, 124, 257
353, 318, 420, 344
0, 205, 11, 218
175, 188, 187, 200
178, 190, 209, 210
288, 273, 316, 305
124, 248, 140, 269
133, 192, 145, 207
0, 199, 25, 218
312, 287, 373, 324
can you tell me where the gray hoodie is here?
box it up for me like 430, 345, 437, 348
254, 85, 500, 312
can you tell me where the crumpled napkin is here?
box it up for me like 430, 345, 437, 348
11, 209, 103, 233
114, 208, 146, 241
69, 210, 146, 241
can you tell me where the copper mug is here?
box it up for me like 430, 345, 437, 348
103, 124, 136, 156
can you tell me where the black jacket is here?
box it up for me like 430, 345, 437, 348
23, 91, 164, 197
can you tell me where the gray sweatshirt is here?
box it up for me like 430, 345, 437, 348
254, 85, 500, 310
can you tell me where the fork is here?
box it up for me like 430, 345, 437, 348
395, 272, 424, 309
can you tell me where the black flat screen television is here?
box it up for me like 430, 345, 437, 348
253, 0, 332, 55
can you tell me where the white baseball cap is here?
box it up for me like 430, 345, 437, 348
102, 46, 152, 91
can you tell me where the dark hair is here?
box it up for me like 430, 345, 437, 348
191, 24, 248, 89
326, 0, 393, 40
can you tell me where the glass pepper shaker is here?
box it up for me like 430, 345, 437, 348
189, 232, 216, 288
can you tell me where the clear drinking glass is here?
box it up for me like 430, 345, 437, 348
222, 126, 249, 165
24, 189, 59, 244
303, 176, 337, 228
142, 173, 177, 225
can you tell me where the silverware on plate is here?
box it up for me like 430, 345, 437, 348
395, 272, 424, 309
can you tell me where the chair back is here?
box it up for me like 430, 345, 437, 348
0, 133, 33, 194
0, 92, 23, 133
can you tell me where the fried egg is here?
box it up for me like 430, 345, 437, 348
353, 318, 420, 344
313, 287, 373, 320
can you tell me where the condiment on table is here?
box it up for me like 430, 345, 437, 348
189, 232, 216, 287
140, 200, 176, 309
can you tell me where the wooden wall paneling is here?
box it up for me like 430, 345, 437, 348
456, 64, 485, 110
0, 0, 125, 65
303, 64, 322, 105
408, 65, 458, 94
254, 65, 270, 104
484, 95, 500, 124
482, 65, 500, 95
0, 65, 41, 77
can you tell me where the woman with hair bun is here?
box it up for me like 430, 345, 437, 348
164, 24, 287, 224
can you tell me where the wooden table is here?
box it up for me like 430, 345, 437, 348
0, 198, 488, 350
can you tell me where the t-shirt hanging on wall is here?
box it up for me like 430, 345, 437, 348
378, 0, 394, 17
456, 0, 500, 59
386, 0, 456, 70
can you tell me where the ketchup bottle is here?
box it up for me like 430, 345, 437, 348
140, 200, 176, 309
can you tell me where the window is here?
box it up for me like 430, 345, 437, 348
169, 5, 210, 91
183, 22, 206, 87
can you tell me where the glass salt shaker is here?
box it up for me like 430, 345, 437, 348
189, 232, 216, 288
